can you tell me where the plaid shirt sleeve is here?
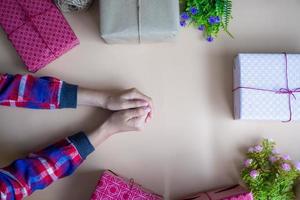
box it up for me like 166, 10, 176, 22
0, 73, 78, 109
0, 132, 94, 200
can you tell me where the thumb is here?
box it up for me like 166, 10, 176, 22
128, 114, 148, 130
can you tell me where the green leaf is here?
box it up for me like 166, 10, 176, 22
241, 139, 300, 200
180, 0, 233, 41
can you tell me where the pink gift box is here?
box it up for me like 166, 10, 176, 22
183, 185, 253, 200
90, 170, 162, 200
0, 0, 79, 72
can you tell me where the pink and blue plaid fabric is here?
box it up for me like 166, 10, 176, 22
0, 73, 86, 199
0, 73, 77, 109
0, 138, 83, 200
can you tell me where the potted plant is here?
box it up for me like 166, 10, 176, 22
241, 139, 300, 200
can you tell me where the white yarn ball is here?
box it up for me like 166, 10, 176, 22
54, 0, 94, 12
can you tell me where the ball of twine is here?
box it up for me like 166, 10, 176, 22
54, 0, 94, 12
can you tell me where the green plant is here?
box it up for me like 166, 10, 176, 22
241, 139, 300, 200
179, 0, 233, 42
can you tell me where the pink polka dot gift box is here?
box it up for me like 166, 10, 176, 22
0, 0, 79, 72
182, 185, 253, 200
90, 170, 162, 200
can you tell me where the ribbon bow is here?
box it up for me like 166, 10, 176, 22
276, 88, 300, 99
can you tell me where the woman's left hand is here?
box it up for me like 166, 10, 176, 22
78, 88, 153, 122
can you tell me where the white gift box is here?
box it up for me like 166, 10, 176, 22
233, 53, 300, 121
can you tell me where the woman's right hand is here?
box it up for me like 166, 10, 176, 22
102, 106, 151, 136
78, 88, 153, 122
87, 106, 151, 147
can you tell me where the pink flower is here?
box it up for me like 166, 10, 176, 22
254, 145, 263, 153
244, 159, 253, 167
250, 170, 259, 179
282, 154, 291, 161
282, 163, 291, 171
269, 156, 277, 163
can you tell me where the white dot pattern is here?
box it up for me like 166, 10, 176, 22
234, 54, 300, 121
0, 0, 79, 72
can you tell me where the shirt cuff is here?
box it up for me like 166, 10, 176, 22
59, 82, 78, 108
68, 132, 95, 159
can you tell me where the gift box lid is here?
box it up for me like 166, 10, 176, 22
100, 0, 179, 43
0, 0, 79, 72
183, 185, 253, 200
233, 53, 300, 121
90, 170, 162, 200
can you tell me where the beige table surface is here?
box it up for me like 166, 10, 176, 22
1, 0, 300, 199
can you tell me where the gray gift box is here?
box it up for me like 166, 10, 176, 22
99, 0, 179, 44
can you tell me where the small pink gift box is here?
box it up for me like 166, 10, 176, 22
90, 170, 162, 200
183, 185, 253, 200
0, 0, 79, 72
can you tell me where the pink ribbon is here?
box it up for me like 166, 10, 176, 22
205, 192, 212, 200
233, 53, 300, 122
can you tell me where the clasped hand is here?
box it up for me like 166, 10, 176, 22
77, 88, 153, 147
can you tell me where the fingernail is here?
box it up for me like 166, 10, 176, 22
144, 107, 151, 112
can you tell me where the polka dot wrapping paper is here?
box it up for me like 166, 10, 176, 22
0, 0, 79, 72
182, 185, 253, 200
90, 170, 162, 200
233, 54, 300, 121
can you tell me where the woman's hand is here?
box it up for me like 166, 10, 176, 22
78, 88, 153, 121
102, 106, 151, 135
104, 88, 151, 110
87, 106, 151, 147
104, 88, 153, 122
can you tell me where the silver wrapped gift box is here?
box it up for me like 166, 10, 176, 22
99, 0, 179, 44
